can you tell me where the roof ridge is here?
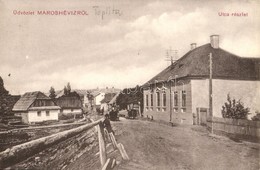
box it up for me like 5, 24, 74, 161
142, 43, 260, 86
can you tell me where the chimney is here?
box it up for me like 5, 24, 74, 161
210, 35, 219, 49
190, 43, 197, 50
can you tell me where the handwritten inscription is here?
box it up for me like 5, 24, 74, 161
93, 6, 122, 20
12, 7, 123, 19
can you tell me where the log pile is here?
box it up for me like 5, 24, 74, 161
0, 119, 102, 169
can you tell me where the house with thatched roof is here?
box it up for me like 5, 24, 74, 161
12, 91, 60, 124
143, 35, 260, 124
55, 91, 82, 117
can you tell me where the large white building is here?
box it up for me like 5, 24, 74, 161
143, 35, 260, 124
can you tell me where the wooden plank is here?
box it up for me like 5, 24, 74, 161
0, 121, 89, 135
111, 158, 116, 169
101, 158, 110, 170
104, 129, 112, 143
98, 122, 107, 167
117, 143, 130, 160
119, 143, 130, 160
109, 133, 118, 149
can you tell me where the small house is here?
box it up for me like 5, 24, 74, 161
12, 91, 60, 124
100, 93, 117, 113
55, 92, 82, 117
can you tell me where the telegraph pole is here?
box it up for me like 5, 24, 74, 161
209, 53, 213, 133
165, 47, 178, 66
169, 79, 172, 122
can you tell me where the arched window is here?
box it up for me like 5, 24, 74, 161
156, 91, 160, 107
162, 90, 166, 107
182, 90, 186, 107
174, 91, 178, 107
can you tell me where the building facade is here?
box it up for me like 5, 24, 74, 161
55, 91, 83, 117
12, 91, 60, 124
143, 35, 260, 124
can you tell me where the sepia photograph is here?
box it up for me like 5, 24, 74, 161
0, 0, 259, 169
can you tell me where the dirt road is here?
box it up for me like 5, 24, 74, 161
112, 118, 259, 170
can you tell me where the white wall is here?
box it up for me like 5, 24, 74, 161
62, 109, 82, 114
83, 95, 89, 106
100, 103, 109, 112
191, 79, 260, 118
212, 79, 260, 118
27, 110, 59, 123
95, 92, 105, 106
191, 80, 209, 114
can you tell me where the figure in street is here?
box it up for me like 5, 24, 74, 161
103, 114, 115, 135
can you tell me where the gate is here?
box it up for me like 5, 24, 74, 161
195, 108, 209, 126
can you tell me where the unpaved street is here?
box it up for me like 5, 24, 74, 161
112, 118, 259, 170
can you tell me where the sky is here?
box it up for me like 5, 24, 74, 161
0, 0, 260, 94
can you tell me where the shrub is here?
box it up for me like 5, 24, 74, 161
251, 111, 260, 121
221, 94, 250, 119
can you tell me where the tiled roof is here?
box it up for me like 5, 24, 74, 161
145, 44, 260, 85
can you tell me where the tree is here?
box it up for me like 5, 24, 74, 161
251, 111, 260, 121
0, 76, 8, 96
116, 85, 143, 112
221, 94, 250, 119
0, 76, 9, 116
87, 91, 94, 108
64, 86, 68, 96
49, 86, 56, 99
67, 82, 71, 94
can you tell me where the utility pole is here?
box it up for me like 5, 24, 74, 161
169, 79, 172, 122
209, 53, 213, 134
165, 47, 178, 65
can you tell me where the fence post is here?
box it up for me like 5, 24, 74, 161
98, 121, 107, 167
109, 133, 118, 149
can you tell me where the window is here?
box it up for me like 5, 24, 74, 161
162, 92, 166, 107
146, 94, 149, 107
150, 94, 153, 107
174, 91, 178, 107
156, 92, 160, 107
37, 111, 41, 117
182, 91, 186, 107
46, 111, 50, 116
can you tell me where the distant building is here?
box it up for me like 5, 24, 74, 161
55, 91, 82, 117
143, 35, 260, 124
12, 91, 60, 124
91, 87, 121, 109
100, 93, 118, 112
109, 92, 120, 107
74, 89, 89, 107
94, 92, 105, 109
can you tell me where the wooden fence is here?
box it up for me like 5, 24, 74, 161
0, 118, 129, 169
207, 117, 260, 140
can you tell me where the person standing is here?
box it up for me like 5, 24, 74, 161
103, 114, 115, 135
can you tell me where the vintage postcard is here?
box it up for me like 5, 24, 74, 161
0, 0, 259, 169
